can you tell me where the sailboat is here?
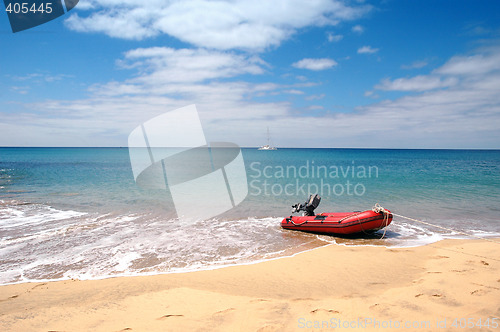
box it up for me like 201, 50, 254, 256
258, 127, 277, 150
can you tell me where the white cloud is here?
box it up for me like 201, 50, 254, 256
375, 75, 458, 92
363, 90, 379, 99
357, 45, 378, 54
65, 0, 371, 50
435, 52, 500, 76
292, 58, 338, 71
308, 105, 324, 111
376, 48, 500, 92
65, 8, 159, 40
8, 73, 72, 83
401, 60, 428, 70
305, 93, 325, 101
352, 24, 363, 34
284, 89, 304, 95
327, 33, 343, 42
10, 86, 29, 95
116, 47, 266, 84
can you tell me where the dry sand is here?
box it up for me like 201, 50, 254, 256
1, 238, 499, 331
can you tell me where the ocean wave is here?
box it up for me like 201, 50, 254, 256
1, 200, 499, 285
0, 202, 87, 230
0, 202, 304, 284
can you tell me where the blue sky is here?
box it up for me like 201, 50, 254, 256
1, 0, 499, 148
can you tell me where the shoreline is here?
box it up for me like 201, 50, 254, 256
0, 230, 470, 287
1, 238, 499, 331
0, 237, 331, 287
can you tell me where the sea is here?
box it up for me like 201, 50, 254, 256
1, 147, 499, 285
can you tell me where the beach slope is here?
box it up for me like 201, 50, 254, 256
1, 238, 499, 331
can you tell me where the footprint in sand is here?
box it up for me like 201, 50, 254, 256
250, 298, 270, 303
256, 323, 283, 332
310, 308, 340, 314
213, 308, 236, 316
291, 298, 315, 302
157, 314, 184, 320
369, 303, 387, 311
0, 294, 20, 302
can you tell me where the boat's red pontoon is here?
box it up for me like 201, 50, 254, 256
280, 195, 392, 235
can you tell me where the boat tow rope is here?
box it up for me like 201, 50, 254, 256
289, 218, 309, 226
372, 203, 391, 239
372, 203, 500, 245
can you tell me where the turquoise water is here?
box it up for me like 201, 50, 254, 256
1, 147, 499, 284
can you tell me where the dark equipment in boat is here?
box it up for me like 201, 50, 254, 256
291, 194, 321, 216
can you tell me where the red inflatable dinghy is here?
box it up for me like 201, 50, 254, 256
280, 195, 392, 235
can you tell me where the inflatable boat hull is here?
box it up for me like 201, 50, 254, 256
281, 210, 392, 235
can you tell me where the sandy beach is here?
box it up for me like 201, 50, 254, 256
1, 238, 499, 331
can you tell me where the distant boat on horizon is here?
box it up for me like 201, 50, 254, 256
258, 127, 277, 150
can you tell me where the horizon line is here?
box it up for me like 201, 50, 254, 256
1, 146, 499, 151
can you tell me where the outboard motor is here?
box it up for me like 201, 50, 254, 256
292, 194, 321, 216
